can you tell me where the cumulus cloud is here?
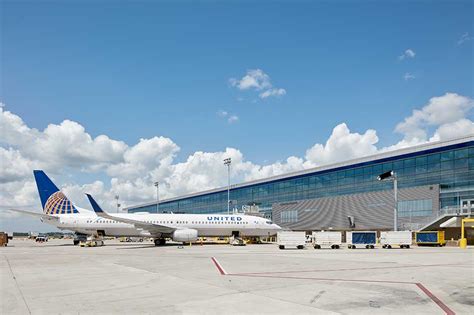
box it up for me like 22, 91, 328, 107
245, 156, 305, 181
305, 123, 379, 167
398, 49, 416, 60
429, 119, 474, 142
0, 108, 128, 175
230, 69, 286, 99
107, 137, 179, 179
404, 73, 415, 81
229, 69, 271, 91
457, 32, 472, 45
0, 148, 35, 184
260, 88, 287, 99
217, 110, 228, 117
217, 110, 239, 124
395, 93, 474, 142
227, 115, 239, 123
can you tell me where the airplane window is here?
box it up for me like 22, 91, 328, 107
266, 221, 273, 224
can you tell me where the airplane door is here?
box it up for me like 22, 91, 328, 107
232, 231, 240, 237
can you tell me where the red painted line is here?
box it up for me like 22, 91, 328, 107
212, 258, 455, 315
229, 273, 414, 285
211, 257, 227, 275
234, 263, 461, 276
416, 283, 455, 315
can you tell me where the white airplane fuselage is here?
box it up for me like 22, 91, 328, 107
50, 211, 281, 238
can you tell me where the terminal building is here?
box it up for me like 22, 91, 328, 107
126, 136, 474, 232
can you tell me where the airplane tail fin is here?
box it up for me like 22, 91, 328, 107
85, 194, 104, 214
33, 170, 79, 215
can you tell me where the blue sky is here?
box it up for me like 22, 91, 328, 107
1, 1, 473, 231
3, 1, 472, 162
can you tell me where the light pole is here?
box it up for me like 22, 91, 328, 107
377, 171, 398, 231
115, 195, 120, 213
154, 181, 160, 213
223, 158, 232, 215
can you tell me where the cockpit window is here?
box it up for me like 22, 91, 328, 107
266, 221, 273, 224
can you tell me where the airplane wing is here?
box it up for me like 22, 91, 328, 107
85, 194, 175, 235
8, 208, 60, 222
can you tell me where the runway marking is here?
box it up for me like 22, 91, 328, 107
4, 255, 32, 314
210, 257, 456, 315
211, 257, 227, 275
228, 273, 414, 285
415, 283, 455, 315
234, 263, 465, 275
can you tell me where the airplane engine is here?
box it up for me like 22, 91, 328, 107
172, 229, 198, 242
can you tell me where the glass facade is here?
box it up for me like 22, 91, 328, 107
398, 199, 433, 217
281, 210, 298, 223
128, 141, 474, 217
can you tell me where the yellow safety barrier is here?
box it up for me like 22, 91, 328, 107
460, 218, 474, 249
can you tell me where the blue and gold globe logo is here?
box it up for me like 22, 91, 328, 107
44, 191, 77, 215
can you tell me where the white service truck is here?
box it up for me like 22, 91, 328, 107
380, 231, 412, 249
312, 231, 342, 249
277, 231, 306, 250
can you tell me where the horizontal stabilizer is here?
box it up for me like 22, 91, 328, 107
7, 208, 60, 221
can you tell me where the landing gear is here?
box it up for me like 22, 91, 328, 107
154, 238, 166, 246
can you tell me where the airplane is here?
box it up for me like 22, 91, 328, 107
9, 170, 281, 246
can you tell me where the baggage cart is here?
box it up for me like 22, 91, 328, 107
380, 231, 412, 249
277, 231, 306, 250
415, 231, 446, 246
347, 231, 377, 249
312, 231, 342, 249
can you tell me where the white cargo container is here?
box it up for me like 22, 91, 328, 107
346, 231, 377, 249
277, 231, 306, 250
380, 231, 412, 249
312, 231, 342, 249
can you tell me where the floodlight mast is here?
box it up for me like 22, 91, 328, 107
154, 181, 160, 213
115, 194, 120, 213
377, 171, 398, 231
223, 158, 232, 215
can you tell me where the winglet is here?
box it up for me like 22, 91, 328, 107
85, 194, 104, 214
